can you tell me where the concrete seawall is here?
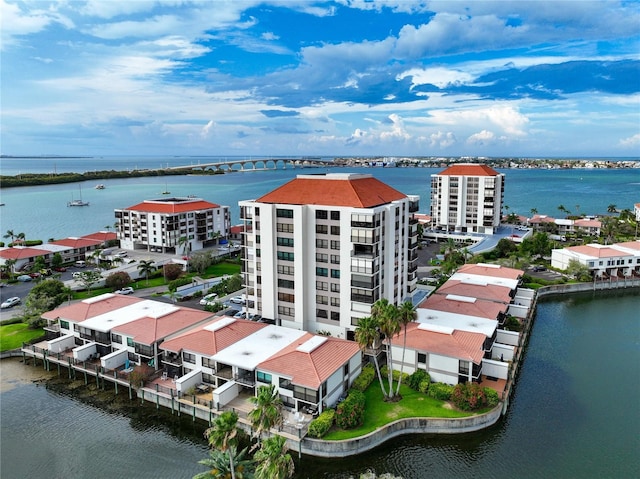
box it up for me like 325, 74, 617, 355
536, 277, 640, 297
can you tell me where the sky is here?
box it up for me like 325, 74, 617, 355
1, 0, 639, 158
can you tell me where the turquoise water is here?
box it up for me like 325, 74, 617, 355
1, 163, 638, 241
2, 290, 638, 478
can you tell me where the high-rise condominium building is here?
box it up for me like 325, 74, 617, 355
239, 173, 419, 340
115, 197, 230, 253
430, 164, 505, 234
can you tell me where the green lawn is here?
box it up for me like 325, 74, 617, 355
323, 379, 475, 440
0, 323, 44, 351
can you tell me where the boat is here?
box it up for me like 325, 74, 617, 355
95, 184, 105, 189
68, 185, 89, 207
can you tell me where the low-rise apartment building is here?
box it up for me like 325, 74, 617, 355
551, 241, 640, 278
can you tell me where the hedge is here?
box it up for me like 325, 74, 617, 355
407, 369, 430, 391
427, 382, 454, 401
307, 409, 335, 438
351, 363, 375, 392
335, 390, 365, 429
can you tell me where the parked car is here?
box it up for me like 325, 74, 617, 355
16, 275, 32, 282
115, 287, 135, 295
258, 317, 276, 325
1, 297, 21, 309
199, 293, 219, 305
40, 268, 53, 276
532, 265, 546, 272
54, 266, 67, 272
230, 295, 246, 304
233, 311, 247, 319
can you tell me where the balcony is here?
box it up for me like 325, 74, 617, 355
162, 352, 182, 366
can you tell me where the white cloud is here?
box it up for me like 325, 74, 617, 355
429, 105, 529, 136
619, 133, 640, 148
467, 130, 496, 145
398, 67, 474, 89
429, 131, 456, 148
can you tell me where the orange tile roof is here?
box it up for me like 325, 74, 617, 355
456, 263, 522, 280
437, 164, 500, 177
113, 308, 213, 345
125, 199, 220, 214
566, 245, 632, 258
0, 246, 50, 260
259, 334, 360, 389
418, 293, 507, 320
41, 295, 142, 322
391, 323, 485, 364
82, 231, 117, 242
434, 280, 513, 304
616, 240, 640, 251
256, 174, 406, 208
49, 237, 103, 248
160, 317, 267, 356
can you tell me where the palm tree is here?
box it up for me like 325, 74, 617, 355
372, 299, 400, 399
193, 447, 253, 479
90, 249, 103, 267
248, 384, 283, 444
205, 411, 240, 479
3, 230, 15, 243
530, 207, 538, 217
557, 204, 569, 217
137, 259, 156, 285
354, 315, 388, 398
253, 435, 294, 479
178, 236, 190, 256
395, 301, 417, 395
607, 204, 617, 213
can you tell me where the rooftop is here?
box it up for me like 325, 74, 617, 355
435, 164, 501, 177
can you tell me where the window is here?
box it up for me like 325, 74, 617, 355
183, 352, 196, 364
316, 281, 328, 291
331, 311, 340, 321
316, 295, 328, 305
459, 360, 469, 375
330, 254, 340, 264
331, 269, 340, 279
331, 211, 340, 220
330, 297, 340, 307
127, 337, 134, 347
316, 238, 328, 248
277, 223, 294, 233
317, 309, 328, 319
278, 292, 295, 303
331, 225, 340, 235
293, 385, 318, 403
278, 279, 295, 289
111, 332, 122, 344
330, 283, 340, 293
277, 265, 295, 275
202, 357, 215, 369
278, 305, 294, 316
277, 237, 294, 247
257, 371, 272, 383
316, 253, 328, 263
330, 240, 340, 250
279, 377, 293, 390
277, 251, 294, 261
316, 267, 328, 277
343, 363, 350, 376
418, 353, 426, 364
60, 320, 70, 330
276, 208, 294, 218
316, 224, 328, 234
315, 210, 328, 219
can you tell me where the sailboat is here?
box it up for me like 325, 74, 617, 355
68, 185, 89, 207
160, 179, 170, 195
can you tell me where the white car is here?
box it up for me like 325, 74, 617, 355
1, 297, 20, 309
229, 295, 246, 305
115, 287, 134, 295
199, 293, 219, 305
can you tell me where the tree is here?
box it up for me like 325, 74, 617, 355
178, 236, 191, 256
372, 299, 400, 400
557, 204, 569, 217
395, 301, 416, 395
607, 204, 617, 213
2, 258, 17, 279
22, 279, 71, 327
248, 384, 283, 444
354, 315, 387, 398
75, 270, 103, 293
600, 216, 618, 244
51, 252, 63, 270
137, 259, 156, 285
90, 249, 103, 267
205, 411, 241, 479
190, 251, 213, 274
163, 262, 184, 281
3, 229, 16, 243
105, 271, 132, 290
253, 435, 294, 479
566, 259, 592, 282
193, 448, 254, 479
530, 207, 538, 217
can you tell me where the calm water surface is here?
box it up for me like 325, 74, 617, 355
2, 291, 639, 479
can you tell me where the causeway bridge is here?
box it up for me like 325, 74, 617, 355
163, 157, 334, 173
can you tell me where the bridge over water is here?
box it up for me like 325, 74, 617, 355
163, 157, 334, 172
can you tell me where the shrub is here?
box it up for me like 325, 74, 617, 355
335, 390, 365, 429
484, 387, 500, 408
168, 276, 191, 292
407, 369, 429, 391
380, 365, 409, 384
351, 364, 375, 392
105, 271, 132, 290
308, 409, 335, 438
451, 382, 487, 411
163, 263, 184, 281
418, 379, 430, 394
427, 382, 454, 401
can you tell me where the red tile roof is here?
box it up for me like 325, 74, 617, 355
391, 323, 485, 364
437, 164, 500, 177
566, 245, 632, 258
113, 308, 213, 345
259, 334, 360, 389
0, 246, 50, 260
160, 317, 267, 356
418, 293, 508, 320
41, 294, 142, 322
434, 280, 513, 304
82, 231, 117, 242
256, 174, 406, 208
456, 263, 522, 280
125, 199, 220, 214
49, 237, 103, 248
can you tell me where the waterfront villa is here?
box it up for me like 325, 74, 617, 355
527, 214, 602, 237
551, 240, 640, 278
238, 173, 420, 339
115, 197, 231, 254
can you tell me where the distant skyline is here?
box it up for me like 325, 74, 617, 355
1, 1, 639, 158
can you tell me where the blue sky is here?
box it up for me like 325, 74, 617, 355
1, 0, 639, 158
